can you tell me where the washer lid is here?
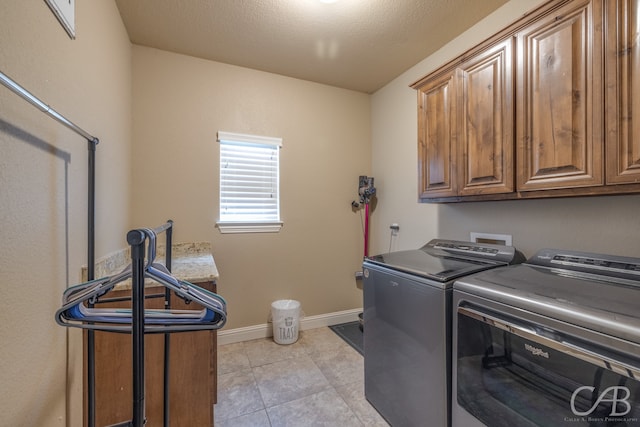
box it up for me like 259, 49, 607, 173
365, 239, 522, 282
454, 261, 640, 344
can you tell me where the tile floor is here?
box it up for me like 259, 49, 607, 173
215, 327, 390, 427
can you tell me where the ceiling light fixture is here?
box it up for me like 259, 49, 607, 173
319, 0, 339, 4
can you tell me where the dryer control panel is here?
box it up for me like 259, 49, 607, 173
529, 249, 640, 281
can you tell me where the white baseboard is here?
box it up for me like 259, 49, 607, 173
217, 308, 362, 345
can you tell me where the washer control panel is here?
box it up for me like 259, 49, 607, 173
423, 239, 524, 264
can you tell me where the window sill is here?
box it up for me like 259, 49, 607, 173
216, 221, 283, 234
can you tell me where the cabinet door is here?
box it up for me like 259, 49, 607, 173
458, 38, 515, 195
605, 0, 640, 184
516, 0, 603, 191
417, 71, 457, 199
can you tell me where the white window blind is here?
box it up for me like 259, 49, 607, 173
217, 131, 282, 233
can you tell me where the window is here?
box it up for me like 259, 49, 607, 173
217, 131, 283, 233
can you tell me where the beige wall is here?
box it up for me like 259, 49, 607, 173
0, 1, 132, 426
131, 46, 371, 329
371, 0, 640, 259
4, 0, 639, 425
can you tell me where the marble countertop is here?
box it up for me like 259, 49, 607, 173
82, 242, 219, 290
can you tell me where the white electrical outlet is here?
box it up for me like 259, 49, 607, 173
470, 232, 512, 246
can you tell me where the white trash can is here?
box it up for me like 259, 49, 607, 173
271, 299, 301, 345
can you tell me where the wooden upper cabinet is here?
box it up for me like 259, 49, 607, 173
605, 0, 640, 184
458, 38, 515, 195
415, 38, 515, 200
417, 71, 457, 198
413, 0, 640, 202
516, 0, 603, 191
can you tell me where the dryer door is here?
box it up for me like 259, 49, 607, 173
455, 304, 640, 427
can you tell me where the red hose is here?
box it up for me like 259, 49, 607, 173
364, 202, 370, 257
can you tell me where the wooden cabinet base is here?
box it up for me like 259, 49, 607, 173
83, 282, 217, 427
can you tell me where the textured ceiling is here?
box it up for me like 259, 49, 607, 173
115, 0, 508, 93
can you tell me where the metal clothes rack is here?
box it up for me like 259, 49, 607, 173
121, 221, 174, 427
3, 71, 228, 427
0, 70, 101, 427
54, 219, 227, 426
91, 220, 174, 427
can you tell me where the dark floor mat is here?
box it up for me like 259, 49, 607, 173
329, 321, 363, 355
